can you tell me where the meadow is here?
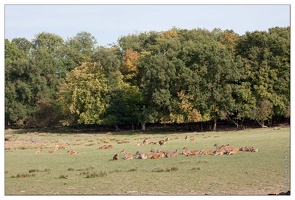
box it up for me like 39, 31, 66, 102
4, 127, 290, 195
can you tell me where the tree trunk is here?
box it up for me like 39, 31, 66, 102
141, 105, 146, 131
213, 118, 217, 131
141, 122, 145, 131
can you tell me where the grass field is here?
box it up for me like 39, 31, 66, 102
4, 127, 290, 195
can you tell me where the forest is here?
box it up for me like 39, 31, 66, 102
5, 27, 290, 131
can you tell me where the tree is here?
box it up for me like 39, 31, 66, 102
5, 39, 34, 125
252, 99, 273, 127
59, 32, 98, 77
102, 84, 142, 130
235, 27, 290, 125
58, 62, 108, 125
33, 98, 64, 127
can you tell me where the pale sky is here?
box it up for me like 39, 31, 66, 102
4, 4, 290, 47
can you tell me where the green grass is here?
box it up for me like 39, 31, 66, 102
5, 127, 290, 195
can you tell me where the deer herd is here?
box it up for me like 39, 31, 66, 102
35, 134, 258, 159
113, 135, 259, 160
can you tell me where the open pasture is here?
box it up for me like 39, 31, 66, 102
5, 127, 290, 195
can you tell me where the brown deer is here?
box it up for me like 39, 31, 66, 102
56, 145, 67, 150
182, 146, 190, 155
67, 150, 79, 155
152, 150, 165, 159
190, 137, 195, 142
239, 146, 251, 151
165, 149, 178, 158
99, 145, 107, 149
120, 150, 133, 160
36, 149, 42, 153
213, 144, 227, 156
198, 148, 205, 155
187, 148, 201, 156
205, 149, 214, 155
225, 144, 239, 155
48, 149, 56, 154
158, 137, 169, 147
187, 151, 197, 156
146, 148, 155, 158
249, 147, 259, 152
113, 153, 119, 160
190, 149, 200, 154
185, 135, 189, 140
134, 151, 148, 159
142, 139, 148, 145
106, 145, 114, 149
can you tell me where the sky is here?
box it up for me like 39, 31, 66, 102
4, 4, 290, 47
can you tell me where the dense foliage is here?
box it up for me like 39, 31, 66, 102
5, 27, 290, 130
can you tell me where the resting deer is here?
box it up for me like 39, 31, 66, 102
134, 151, 148, 159
120, 150, 133, 160
152, 150, 165, 159
36, 149, 42, 153
67, 150, 79, 155
99, 145, 107, 149
249, 147, 258, 152
198, 148, 206, 155
182, 146, 190, 155
225, 144, 239, 155
165, 149, 178, 158
113, 153, 119, 160
213, 144, 227, 156
48, 149, 56, 154
107, 145, 114, 149
142, 139, 148, 145
187, 149, 199, 156
159, 137, 169, 147
239, 146, 251, 151
146, 148, 155, 158
190, 137, 195, 142
185, 135, 189, 140
205, 149, 214, 155
56, 145, 67, 150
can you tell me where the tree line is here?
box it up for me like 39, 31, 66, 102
5, 27, 290, 131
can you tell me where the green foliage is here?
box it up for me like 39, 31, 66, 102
5, 27, 290, 129
58, 62, 108, 125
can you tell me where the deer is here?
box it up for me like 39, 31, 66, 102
190, 137, 195, 142
190, 149, 200, 154
165, 149, 178, 158
134, 151, 148, 159
198, 148, 206, 155
152, 150, 165, 159
113, 153, 119, 160
182, 146, 190, 155
146, 148, 155, 158
249, 147, 259, 152
158, 137, 169, 148
225, 144, 239, 155
187, 151, 198, 156
120, 150, 133, 160
185, 135, 189, 140
239, 146, 251, 151
56, 145, 67, 150
36, 149, 42, 153
186, 148, 201, 156
99, 145, 108, 149
67, 150, 79, 155
142, 139, 148, 145
106, 145, 114, 149
204, 149, 214, 155
48, 149, 56, 154
212, 144, 227, 156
